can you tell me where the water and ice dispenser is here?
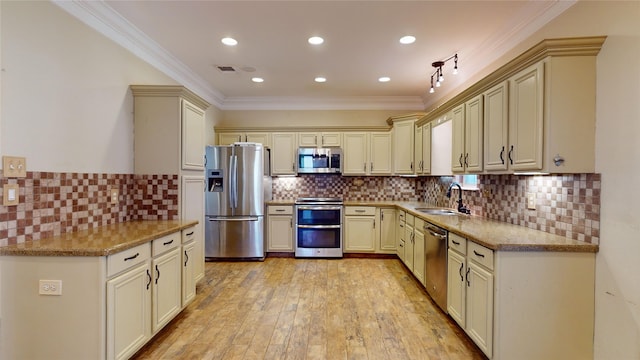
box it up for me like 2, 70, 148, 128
208, 170, 224, 192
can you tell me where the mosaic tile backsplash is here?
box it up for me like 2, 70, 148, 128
273, 173, 601, 244
1, 171, 600, 245
0, 172, 178, 245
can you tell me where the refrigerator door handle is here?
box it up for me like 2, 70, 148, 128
230, 154, 238, 209
208, 217, 259, 222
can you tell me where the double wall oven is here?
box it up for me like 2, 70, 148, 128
294, 198, 343, 258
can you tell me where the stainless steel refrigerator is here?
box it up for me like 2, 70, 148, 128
205, 144, 271, 260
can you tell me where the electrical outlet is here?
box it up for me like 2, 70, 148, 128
3, 184, 19, 206
2, 156, 27, 178
39, 280, 63, 296
527, 193, 536, 210
110, 188, 119, 204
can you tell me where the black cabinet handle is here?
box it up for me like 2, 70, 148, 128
155, 265, 160, 284
124, 253, 139, 261
452, 240, 460, 245
184, 250, 189, 267
459, 154, 464, 167
499, 146, 505, 165
458, 262, 464, 282
508, 145, 514, 165
186, 231, 194, 236
146, 269, 152, 290
464, 153, 469, 167
163, 239, 174, 246
466, 267, 471, 287
473, 250, 485, 258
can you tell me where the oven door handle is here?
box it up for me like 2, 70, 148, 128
296, 206, 343, 211
296, 224, 342, 229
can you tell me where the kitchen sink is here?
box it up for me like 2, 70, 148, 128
414, 208, 458, 215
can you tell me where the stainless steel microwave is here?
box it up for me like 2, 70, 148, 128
297, 148, 342, 174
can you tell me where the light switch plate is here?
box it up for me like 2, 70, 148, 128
527, 192, 536, 210
2, 156, 27, 178
3, 184, 19, 206
110, 188, 119, 204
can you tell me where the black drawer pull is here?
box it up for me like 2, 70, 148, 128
452, 240, 460, 245
124, 253, 139, 261
473, 250, 485, 258
163, 239, 174, 246
186, 231, 194, 236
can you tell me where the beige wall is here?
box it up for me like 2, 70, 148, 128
0, 1, 181, 173
219, 109, 416, 129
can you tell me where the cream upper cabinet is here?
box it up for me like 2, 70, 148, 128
298, 132, 341, 147
484, 81, 510, 171
508, 62, 544, 171
343, 132, 392, 176
393, 120, 416, 174
218, 132, 272, 147
369, 132, 392, 175
415, 122, 432, 175
452, 95, 483, 173
271, 133, 297, 175
181, 100, 206, 170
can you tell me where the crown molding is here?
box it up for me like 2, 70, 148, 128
52, 0, 226, 108
219, 96, 426, 111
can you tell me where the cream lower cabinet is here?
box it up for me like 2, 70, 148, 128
376, 207, 397, 253
396, 211, 406, 261
412, 218, 426, 286
267, 205, 294, 252
182, 176, 205, 284
447, 232, 595, 360
344, 206, 376, 252
403, 214, 415, 271
181, 228, 197, 307
151, 234, 182, 333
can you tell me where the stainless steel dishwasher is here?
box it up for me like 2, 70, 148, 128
424, 221, 448, 312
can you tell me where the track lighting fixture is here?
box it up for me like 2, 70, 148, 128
429, 53, 458, 94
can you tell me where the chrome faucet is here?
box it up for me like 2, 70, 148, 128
446, 182, 471, 214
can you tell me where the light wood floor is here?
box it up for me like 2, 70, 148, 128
132, 257, 487, 360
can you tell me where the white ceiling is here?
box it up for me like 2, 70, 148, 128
57, 1, 575, 110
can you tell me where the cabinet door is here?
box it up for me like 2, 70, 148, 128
413, 228, 426, 286
447, 249, 466, 327
467, 262, 494, 358
451, 104, 466, 172
246, 132, 272, 147
421, 122, 432, 174
343, 132, 369, 175
393, 120, 415, 174
465, 95, 484, 172
182, 241, 196, 307
298, 132, 319, 147
344, 216, 376, 252
271, 133, 297, 175
218, 133, 243, 145
321, 132, 342, 147
484, 82, 509, 171
267, 215, 293, 251
378, 208, 397, 253
404, 224, 414, 271
107, 262, 151, 360
509, 62, 544, 171
181, 99, 206, 170
396, 212, 406, 261
182, 176, 205, 283
152, 247, 182, 333
370, 132, 393, 175
415, 125, 423, 173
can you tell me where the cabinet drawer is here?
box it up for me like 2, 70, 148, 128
345, 206, 375, 216
405, 213, 415, 226
268, 205, 293, 215
414, 217, 425, 231
182, 226, 196, 244
107, 243, 151, 278
152, 232, 181, 256
468, 241, 494, 270
449, 232, 467, 255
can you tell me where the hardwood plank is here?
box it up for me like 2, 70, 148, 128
131, 258, 487, 360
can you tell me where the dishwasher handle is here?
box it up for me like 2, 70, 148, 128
424, 223, 447, 239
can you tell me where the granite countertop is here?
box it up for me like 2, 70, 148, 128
267, 200, 598, 253
0, 220, 198, 257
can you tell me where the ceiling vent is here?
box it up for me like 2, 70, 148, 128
216, 65, 236, 72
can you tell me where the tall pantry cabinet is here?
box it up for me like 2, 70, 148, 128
131, 85, 209, 284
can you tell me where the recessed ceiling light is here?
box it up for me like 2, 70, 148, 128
221, 37, 238, 46
399, 35, 416, 45
314, 77, 327, 83
378, 77, 391, 82
308, 36, 324, 45
251, 77, 264, 83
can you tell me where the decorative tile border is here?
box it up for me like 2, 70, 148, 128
0, 172, 178, 246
